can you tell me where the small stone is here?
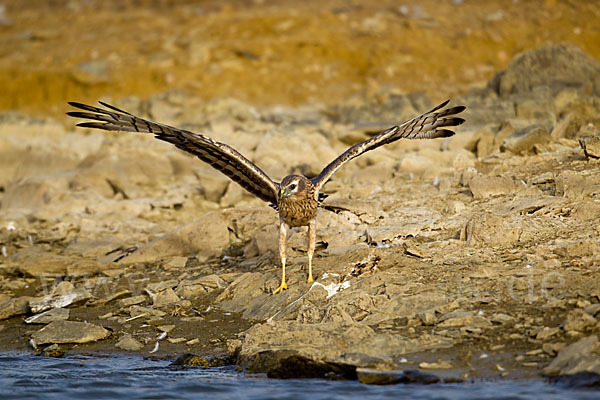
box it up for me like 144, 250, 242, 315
146, 280, 179, 293
164, 257, 188, 269
24, 308, 69, 324
563, 309, 597, 332
115, 334, 144, 351
490, 313, 515, 325
31, 320, 110, 345
419, 361, 453, 369
438, 315, 491, 328
157, 325, 176, 333
536, 327, 560, 341
29, 288, 91, 314
579, 135, 600, 159
522, 362, 538, 367
151, 288, 180, 307
186, 338, 200, 345
167, 337, 187, 344
418, 312, 437, 326
117, 295, 147, 308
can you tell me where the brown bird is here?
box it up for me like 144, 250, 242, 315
67, 100, 465, 294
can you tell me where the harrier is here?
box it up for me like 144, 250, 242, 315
68, 100, 465, 294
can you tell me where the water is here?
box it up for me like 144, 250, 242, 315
0, 353, 597, 400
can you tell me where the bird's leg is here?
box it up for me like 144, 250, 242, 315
273, 220, 288, 294
307, 218, 316, 283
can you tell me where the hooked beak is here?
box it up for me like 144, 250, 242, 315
280, 187, 289, 198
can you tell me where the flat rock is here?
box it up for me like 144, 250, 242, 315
0, 297, 30, 320
543, 335, 600, 377
115, 211, 230, 264
237, 320, 454, 376
438, 315, 491, 328
29, 288, 91, 314
24, 308, 70, 324
468, 175, 520, 199
31, 320, 110, 345
461, 212, 522, 247
117, 295, 147, 308
8, 247, 71, 277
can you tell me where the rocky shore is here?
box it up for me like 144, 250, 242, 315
0, 42, 599, 385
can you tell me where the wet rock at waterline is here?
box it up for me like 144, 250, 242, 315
31, 321, 110, 345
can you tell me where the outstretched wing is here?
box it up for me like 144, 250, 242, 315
67, 101, 279, 204
311, 100, 466, 190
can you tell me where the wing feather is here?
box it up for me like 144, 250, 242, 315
311, 100, 466, 190
67, 102, 279, 204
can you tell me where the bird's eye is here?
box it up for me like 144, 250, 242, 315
290, 183, 297, 190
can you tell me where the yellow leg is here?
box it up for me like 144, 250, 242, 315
307, 218, 316, 283
273, 259, 287, 294
274, 220, 288, 294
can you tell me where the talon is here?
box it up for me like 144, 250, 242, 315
307, 276, 314, 283
273, 282, 288, 294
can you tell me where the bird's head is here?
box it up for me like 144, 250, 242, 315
279, 175, 310, 199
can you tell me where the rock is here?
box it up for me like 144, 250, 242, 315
419, 361, 453, 369
489, 42, 600, 97
438, 315, 491, 328
31, 320, 110, 345
8, 247, 71, 277
555, 170, 600, 199
501, 124, 551, 155
579, 135, 600, 159
170, 354, 221, 367
116, 211, 230, 264
536, 327, 560, 341
468, 175, 520, 199
237, 320, 454, 377
461, 212, 522, 246
150, 288, 180, 307
356, 368, 441, 385
117, 295, 147, 308
490, 313, 515, 325
0, 297, 30, 320
563, 309, 597, 333
548, 371, 600, 388
542, 335, 600, 377
29, 288, 91, 314
115, 334, 144, 351
70, 60, 109, 85
584, 304, 600, 318
24, 308, 69, 324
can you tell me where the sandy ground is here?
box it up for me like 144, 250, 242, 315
0, 0, 599, 384
1, 0, 599, 118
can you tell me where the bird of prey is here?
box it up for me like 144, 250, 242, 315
67, 100, 465, 294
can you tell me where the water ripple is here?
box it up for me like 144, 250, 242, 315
0, 353, 597, 400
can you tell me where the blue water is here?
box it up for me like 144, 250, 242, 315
0, 353, 597, 400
